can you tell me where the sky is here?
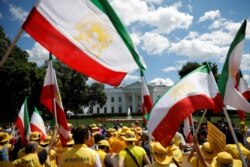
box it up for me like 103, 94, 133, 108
0, 0, 250, 88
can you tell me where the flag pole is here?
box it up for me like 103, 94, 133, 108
0, 28, 24, 68
223, 107, 247, 167
53, 98, 58, 125
195, 109, 207, 135
50, 53, 58, 125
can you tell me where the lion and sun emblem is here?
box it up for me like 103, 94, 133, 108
74, 15, 113, 57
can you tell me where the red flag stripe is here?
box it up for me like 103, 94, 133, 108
22, 8, 126, 86
152, 94, 222, 147
30, 124, 46, 141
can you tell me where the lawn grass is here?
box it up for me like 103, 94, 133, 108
44, 114, 247, 129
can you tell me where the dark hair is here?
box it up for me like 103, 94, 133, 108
25, 141, 38, 154
94, 134, 105, 144
72, 125, 91, 144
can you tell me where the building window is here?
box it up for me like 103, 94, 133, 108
118, 96, 122, 102
138, 96, 141, 101
111, 107, 114, 113
119, 106, 122, 113
111, 97, 114, 102
129, 96, 132, 102
104, 107, 107, 114
97, 107, 100, 114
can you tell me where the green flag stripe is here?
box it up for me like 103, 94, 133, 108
91, 0, 146, 70
218, 20, 246, 98
24, 97, 30, 137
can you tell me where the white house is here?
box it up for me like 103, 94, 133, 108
92, 81, 170, 114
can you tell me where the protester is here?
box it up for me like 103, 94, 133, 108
17, 131, 44, 158
13, 126, 58, 167
96, 139, 115, 167
111, 126, 129, 153
58, 125, 101, 167
118, 130, 151, 167
141, 130, 153, 164
145, 141, 177, 167
188, 135, 210, 167
210, 152, 242, 167
40, 135, 57, 167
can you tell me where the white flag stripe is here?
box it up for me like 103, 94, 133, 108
36, 0, 138, 72
148, 71, 218, 132
30, 111, 46, 138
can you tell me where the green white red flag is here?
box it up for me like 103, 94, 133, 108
141, 70, 153, 124
218, 19, 250, 113
22, 0, 146, 86
147, 64, 223, 147
183, 115, 193, 143
235, 70, 250, 121
15, 98, 31, 145
40, 56, 70, 145
30, 107, 46, 141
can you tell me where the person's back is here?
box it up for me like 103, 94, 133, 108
119, 145, 147, 167
59, 125, 101, 167
13, 152, 43, 167
118, 131, 150, 167
61, 144, 99, 167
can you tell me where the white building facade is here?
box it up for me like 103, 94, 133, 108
92, 81, 170, 114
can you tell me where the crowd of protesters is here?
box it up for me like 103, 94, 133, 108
1, 118, 250, 167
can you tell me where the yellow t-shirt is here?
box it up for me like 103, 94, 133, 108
60, 144, 101, 167
118, 145, 146, 167
56, 146, 72, 164
96, 149, 106, 167
0, 161, 15, 167
49, 149, 57, 167
18, 146, 44, 158
170, 144, 182, 165
13, 153, 43, 167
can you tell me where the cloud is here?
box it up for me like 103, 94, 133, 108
26, 42, 49, 66
169, 38, 228, 60
145, 0, 163, 5
168, 19, 250, 61
162, 66, 177, 73
109, 0, 193, 34
141, 2, 193, 34
149, 77, 174, 86
141, 32, 169, 55
109, 0, 148, 26
240, 54, 250, 71
199, 10, 221, 22
243, 74, 250, 85
9, 4, 28, 22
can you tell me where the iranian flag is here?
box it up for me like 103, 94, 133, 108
22, 0, 146, 87
218, 19, 250, 113
40, 56, 70, 145
141, 70, 153, 124
30, 107, 46, 141
15, 98, 31, 145
235, 70, 250, 121
183, 115, 193, 143
147, 65, 223, 147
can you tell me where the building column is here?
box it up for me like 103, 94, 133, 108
122, 93, 127, 114
132, 93, 135, 113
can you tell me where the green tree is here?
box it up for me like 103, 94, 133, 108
0, 26, 107, 120
178, 61, 219, 81
0, 26, 44, 121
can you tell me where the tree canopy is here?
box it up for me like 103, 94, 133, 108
178, 61, 219, 81
0, 26, 106, 121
